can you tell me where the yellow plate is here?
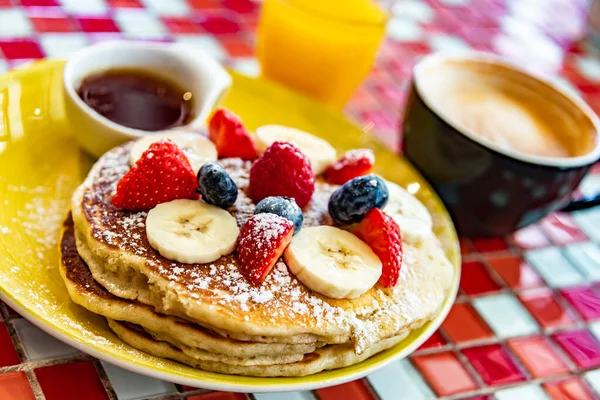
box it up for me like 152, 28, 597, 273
0, 60, 460, 392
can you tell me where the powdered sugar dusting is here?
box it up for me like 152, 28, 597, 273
80, 145, 397, 337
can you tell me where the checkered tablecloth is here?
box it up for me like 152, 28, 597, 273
2, 0, 600, 399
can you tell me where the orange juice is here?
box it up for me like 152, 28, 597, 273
257, 0, 387, 107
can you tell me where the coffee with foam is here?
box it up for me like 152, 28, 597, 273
418, 59, 596, 159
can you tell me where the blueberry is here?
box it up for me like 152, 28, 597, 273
328, 175, 388, 225
254, 196, 303, 234
197, 163, 238, 209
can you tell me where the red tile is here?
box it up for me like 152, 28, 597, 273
77, 17, 120, 33
486, 255, 543, 289
162, 17, 203, 34
507, 336, 569, 378
30, 17, 75, 33
35, 361, 108, 400
462, 344, 526, 386
0, 322, 20, 367
219, 37, 254, 57
553, 330, 600, 369
412, 352, 478, 396
0, 40, 44, 60
512, 225, 552, 249
560, 286, 600, 322
199, 14, 241, 34
417, 330, 447, 350
540, 214, 588, 245
188, 0, 221, 9
0, 372, 35, 400
223, 0, 257, 13
460, 260, 500, 296
462, 397, 493, 400
442, 303, 493, 343
520, 289, 575, 329
471, 237, 509, 253
106, 0, 143, 6
20, 0, 57, 5
187, 392, 247, 400
543, 377, 595, 400
317, 380, 375, 400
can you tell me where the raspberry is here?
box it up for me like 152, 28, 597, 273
249, 142, 315, 208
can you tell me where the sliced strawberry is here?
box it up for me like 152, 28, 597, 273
208, 108, 258, 160
324, 149, 375, 185
112, 139, 197, 211
237, 213, 294, 285
350, 208, 402, 288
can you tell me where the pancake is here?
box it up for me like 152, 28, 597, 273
71, 143, 453, 350
108, 319, 410, 377
60, 215, 322, 359
71, 143, 454, 353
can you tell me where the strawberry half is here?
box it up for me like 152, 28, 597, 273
237, 213, 294, 285
324, 149, 375, 185
208, 108, 258, 160
111, 139, 197, 211
351, 208, 402, 288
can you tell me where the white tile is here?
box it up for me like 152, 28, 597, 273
590, 321, 600, 342
174, 35, 227, 61
427, 33, 471, 53
0, 9, 32, 38
58, 0, 108, 15
392, 0, 434, 23
495, 384, 550, 400
39, 34, 89, 58
579, 174, 600, 199
368, 359, 434, 400
526, 248, 585, 287
254, 392, 315, 400
576, 55, 600, 82
563, 242, 600, 282
101, 361, 177, 400
231, 57, 260, 77
387, 17, 424, 42
474, 294, 539, 339
0, 60, 8, 74
141, 0, 191, 16
114, 9, 167, 39
585, 369, 600, 394
13, 319, 78, 360
573, 208, 600, 242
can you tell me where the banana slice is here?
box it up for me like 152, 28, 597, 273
384, 181, 433, 243
146, 199, 239, 264
255, 125, 336, 175
130, 132, 217, 174
284, 226, 382, 299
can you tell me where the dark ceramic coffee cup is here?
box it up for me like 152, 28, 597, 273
402, 52, 600, 237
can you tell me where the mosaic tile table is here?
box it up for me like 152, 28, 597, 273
2, 0, 600, 399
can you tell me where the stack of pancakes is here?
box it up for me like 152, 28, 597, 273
59, 143, 454, 377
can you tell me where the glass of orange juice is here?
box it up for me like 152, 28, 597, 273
257, 0, 389, 108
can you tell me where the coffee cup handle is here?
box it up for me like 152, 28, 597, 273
560, 195, 600, 212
